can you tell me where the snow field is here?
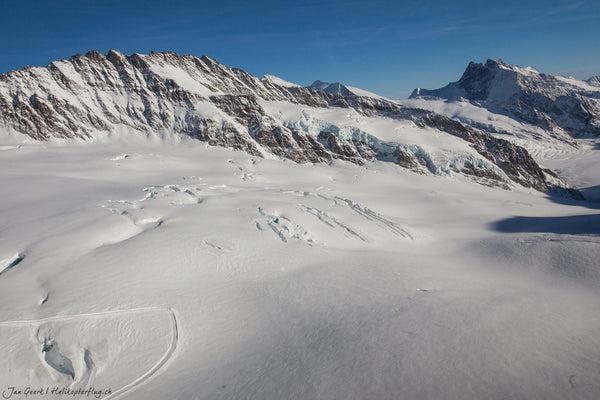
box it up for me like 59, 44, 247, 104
0, 132, 599, 399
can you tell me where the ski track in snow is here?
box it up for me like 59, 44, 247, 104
0, 307, 179, 400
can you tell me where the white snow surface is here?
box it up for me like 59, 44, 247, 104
555, 75, 600, 92
1, 129, 600, 399
397, 98, 578, 159
497, 61, 540, 78
345, 85, 389, 100
261, 74, 302, 88
149, 62, 223, 97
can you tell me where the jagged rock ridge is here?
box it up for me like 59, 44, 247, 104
0, 51, 580, 197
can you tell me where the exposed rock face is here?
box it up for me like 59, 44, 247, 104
0, 51, 580, 197
410, 59, 600, 139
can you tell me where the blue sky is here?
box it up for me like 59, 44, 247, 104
1, 0, 599, 98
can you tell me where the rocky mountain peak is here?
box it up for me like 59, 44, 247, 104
410, 59, 600, 138
84, 50, 106, 63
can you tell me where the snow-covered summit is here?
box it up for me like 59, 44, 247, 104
410, 59, 600, 138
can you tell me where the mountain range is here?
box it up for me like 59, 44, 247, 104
0, 52, 595, 198
2, 52, 600, 400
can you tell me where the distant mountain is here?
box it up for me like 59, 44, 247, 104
309, 80, 388, 100
309, 80, 355, 97
587, 76, 600, 87
0, 51, 579, 197
410, 59, 600, 139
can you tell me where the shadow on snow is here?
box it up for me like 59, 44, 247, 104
547, 185, 600, 209
491, 214, 600, 235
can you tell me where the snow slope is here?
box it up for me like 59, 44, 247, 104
398, 97, 578, 157
1, 130, 599, 399
344, 85, 389, 100
261, 74, 301, 88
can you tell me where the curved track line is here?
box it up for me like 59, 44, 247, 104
0, 307, 179, 399
104, 308, 178, 400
